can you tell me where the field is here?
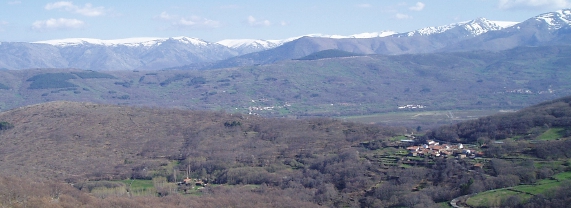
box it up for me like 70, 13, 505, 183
340, 109, 506, 128
466, 171, 571, 207
537, 128, 568, 141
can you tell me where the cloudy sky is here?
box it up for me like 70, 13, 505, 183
0, 0, 569, 42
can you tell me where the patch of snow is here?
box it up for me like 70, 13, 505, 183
170, 36, 209, 46
218, 31, 397, 50
533, 9, 571, 30
405, 18, 519, 36
34, 36, 208, 47
216, 39, 282, 49
491, 21, 518, 28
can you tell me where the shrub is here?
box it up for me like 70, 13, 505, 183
0, 121, 13, 130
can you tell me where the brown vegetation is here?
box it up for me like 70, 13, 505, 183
0, 98, 570, 207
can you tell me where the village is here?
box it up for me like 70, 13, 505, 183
404, 139, 483, 159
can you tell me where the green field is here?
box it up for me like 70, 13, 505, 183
340, 109, 506, 128
466, 171, 571, 207
537, 128, 567, 141
120, 179, 157, 196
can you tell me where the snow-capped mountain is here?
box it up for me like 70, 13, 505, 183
531, 9, 571, 30
443, 9, 571, 52
1, 9, 570, 71
2, 36, 238, 70
403, 18, 518, 37
216, 39, 286, 54
216, 31, 396, 54
34, 36, 210, 48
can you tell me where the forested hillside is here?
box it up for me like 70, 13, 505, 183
0, 99, 570, 207
424, 96, 571, 143
0, 45, 570, 125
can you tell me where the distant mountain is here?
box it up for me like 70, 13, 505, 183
443, 9, 571, 51
216, 39, 286, 54
402, 18, 518, 37
207, 17, 520, 69
215, 31, 396, 54
33, 37, 239, 70
2, 9, 571, 70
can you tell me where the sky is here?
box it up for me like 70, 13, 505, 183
0, 0, 570, 42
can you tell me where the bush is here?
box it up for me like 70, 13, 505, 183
0, 121, 13, 130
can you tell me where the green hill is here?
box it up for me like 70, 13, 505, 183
295, 49, 362, 60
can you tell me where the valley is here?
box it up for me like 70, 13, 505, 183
0, 7, 570, 208
0, 45, 569, 128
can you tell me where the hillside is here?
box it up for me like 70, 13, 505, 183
0, 98, 571, 207
295, 49, 363, 60
0, 45, 569, 129
0, 101, 404, 181
423, 95, 571, 144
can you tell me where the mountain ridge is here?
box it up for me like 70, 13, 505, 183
1, 9, 570, 70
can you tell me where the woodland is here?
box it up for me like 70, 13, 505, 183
0, 95, 569, 207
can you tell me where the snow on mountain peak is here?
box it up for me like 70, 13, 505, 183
533, 9, 571, 30
461, 18, 517, 35
299, 31, 396, 39
216, 39, 283, 49
217, 31, 396, 51
169, 36, 209, 46
33, 36, 208, 47
405, 18, 518, 37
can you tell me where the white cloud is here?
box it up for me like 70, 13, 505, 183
356, 3, 372, 8
157, 11, 175, 20
8, 1, 21, 5
247, 16, 271, 27
409, 2, 425, 11
45, 1, 106, 17
280, 21, 288, 26
156, 12, 220, 29
175, 16, 220, 28
32, 18, 85, 31
498, 0, 571, 10
395, 13, 412, 19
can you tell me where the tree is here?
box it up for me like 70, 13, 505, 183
0, 121, 13, 130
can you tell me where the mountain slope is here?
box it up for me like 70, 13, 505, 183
444, 9, 571, 51
0, 37, 239, 71
0, 45, 569, 122
207, 17, 520, 69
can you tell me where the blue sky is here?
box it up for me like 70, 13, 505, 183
0, 0, 570, 42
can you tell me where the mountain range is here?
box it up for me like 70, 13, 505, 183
0, 9, 569, 71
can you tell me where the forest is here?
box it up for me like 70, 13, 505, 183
0, 95, 568, 207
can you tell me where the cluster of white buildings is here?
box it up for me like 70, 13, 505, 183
398, 104, 426, 109
406, 140, 479, 158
